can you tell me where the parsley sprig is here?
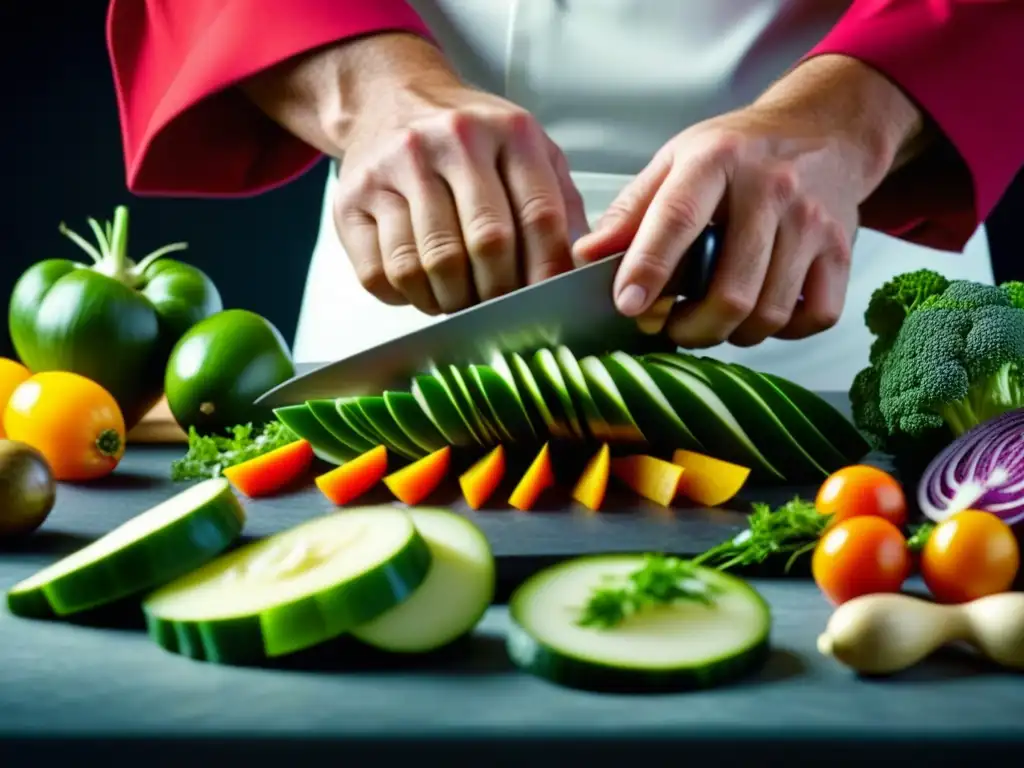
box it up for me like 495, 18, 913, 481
692, 496, 830, 572
578, 554, 717, 629
170, 421, 298, 481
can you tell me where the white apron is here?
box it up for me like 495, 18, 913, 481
293, 0, 993, 391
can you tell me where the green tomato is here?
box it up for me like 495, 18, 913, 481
165, 309, 296, 436
8, 207, 221, 429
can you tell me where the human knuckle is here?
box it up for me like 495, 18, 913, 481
518, 195, 564, 233
789, 199, 823, 231
764, 166, 798, 206
659, 194, 703, 233
466, 213, 515, 256
715, 289, 757, 320
824, 222, 852, 262
354, 261, 389, 294
707, 133, 743, 166
629, 253, 674, 285
419, 234, 466, 275
810, 304, 841, 331
753, 304, 792, 332
385, 245, 425, 286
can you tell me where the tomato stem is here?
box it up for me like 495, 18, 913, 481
95, 428, 123, 458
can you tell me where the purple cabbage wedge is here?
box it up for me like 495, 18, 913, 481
918, 408, 1024, 524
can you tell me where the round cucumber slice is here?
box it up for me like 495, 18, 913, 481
306, 399, 370, 456
508, 352, 568, 440
431, 364, 487, 446
506, 555, 771, 693
385, 390, 449, 452
409, 376, 473, 447
532, 348, 585, 440
7, 479, 246, 619
579, 356, 645, 444
352, 508, 494, 653
273, 404, 351, 465
356, 396, 426, 459
601, 352, 702, 452
143, 507, 432, 664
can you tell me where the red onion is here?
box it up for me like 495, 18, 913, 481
918, 409, 1024, 524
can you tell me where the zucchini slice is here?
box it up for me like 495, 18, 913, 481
506, 555, 771, 693
7, 479, 246, 619
143, 507, 432, 664
532, 348, 585, 440
306, 399, 371, 456
385, 390, 449, 453
470, 364, 534, 443
643, 362, 783, 481
579, 356, 646, 444
461, 366, 503, 443
431, 364, 488, 446
508, 352, 568, 440
410, 375, 474, 447
601, 352, 702, 452
356, 396, 426, 460
488, 350, 539, 439
273, 404, 352, 465
352, 508, 494, 653
555, 346, 610, 442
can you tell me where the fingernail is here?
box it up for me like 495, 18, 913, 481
617, 284, 647, 316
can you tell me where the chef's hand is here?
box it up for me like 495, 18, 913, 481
572, 55, 927, 348
334, 76, 586, 316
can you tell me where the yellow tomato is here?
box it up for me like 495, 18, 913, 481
921, 510, 1019, 604
3, 371, 125, 482
0, 358, 31, 438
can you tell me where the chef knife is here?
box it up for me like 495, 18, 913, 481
255, 224, 723, 406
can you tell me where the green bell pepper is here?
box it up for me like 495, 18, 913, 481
8, 206, 222, 429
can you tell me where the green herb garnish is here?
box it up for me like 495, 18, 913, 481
170, 421, 298, 481
577, 554, 716, 629
693, 496, 830, 572
906, 521, 935, 554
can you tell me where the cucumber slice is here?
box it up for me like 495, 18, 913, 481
690, 359, 828, 482
352, 508, 494, 653
487, 350, 539, 438
143, 507, 432, 664
644, 351, 712, 383
532, 348, 585, 440
508, 352, 567, 440
7, 479, 245, 619
506, 555, 771, 693
273, 404, 352, 465
579, 356, 646, 444
307, 399, 370, 456
555, 346, 610, 442
643, 362, 783, 481
384, 390, 449, 453
335, 399, 383, 447
601, 352, 702, 452
356, 396, 426, 459
726, 363, 848, 472
410, 375, 474, 447
461, 366, 503, 443
431, 365, 487, 446
761, 372, 871, 461
470, 364, 535, 442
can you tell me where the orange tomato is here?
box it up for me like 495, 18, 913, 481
921, 510, 1019, 604
0, 358, 31, 439
3, 371, 125, 482
815, 464, 907, 528
812, 515, 911, 605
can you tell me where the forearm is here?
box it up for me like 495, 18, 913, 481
754, 53, 928, 199
240, 32, 459, 157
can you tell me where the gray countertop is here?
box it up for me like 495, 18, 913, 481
1, 442, 1022, 767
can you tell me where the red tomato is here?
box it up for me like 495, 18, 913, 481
815, 464, 907, 528
812, 516, 911, 605
921, 510, 1020, 604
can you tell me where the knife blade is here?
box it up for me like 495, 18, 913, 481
256, 224, 722, 406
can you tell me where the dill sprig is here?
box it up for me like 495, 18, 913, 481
577, 554, 717, 629
692, 496, 830, 572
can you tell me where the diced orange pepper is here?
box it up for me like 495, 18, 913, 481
572, 443, 610, 512
508, 442, 555, 512
671, 449, 751, 507
384, 446, 451, 506
460, 445, 506, 510
315, 444, 388, 506
222, 439, 314, 498
610, 454, 684, 507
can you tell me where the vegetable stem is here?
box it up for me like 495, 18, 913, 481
133, 241, 189, 275
57, 221, 103, 264
94, 428, 123, 458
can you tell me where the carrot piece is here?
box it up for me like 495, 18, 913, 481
384, 446, 451, 506
315, 445, 388, 506
671, 449, 751, 507
221, 439, 314, 498
460, 445, 506, 510
572, 443, 610, 511
508, 442, 555, 511
610, 454, 684, 507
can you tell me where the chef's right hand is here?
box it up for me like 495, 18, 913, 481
333, 77, 587, 315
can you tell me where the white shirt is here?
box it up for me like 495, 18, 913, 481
293, 0, 993, 391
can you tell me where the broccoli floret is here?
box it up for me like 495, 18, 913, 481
849, 363, 887, 449
878, 281, 1024, 438
1000, 280, 1024, 310
864, 269, 951, 343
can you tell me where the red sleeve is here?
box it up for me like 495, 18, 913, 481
806, 0, 1024, 251
106, 0, 433, 197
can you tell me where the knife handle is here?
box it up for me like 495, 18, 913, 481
661, 223, 723, 301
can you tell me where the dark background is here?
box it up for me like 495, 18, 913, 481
2, 1, 1021, 361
